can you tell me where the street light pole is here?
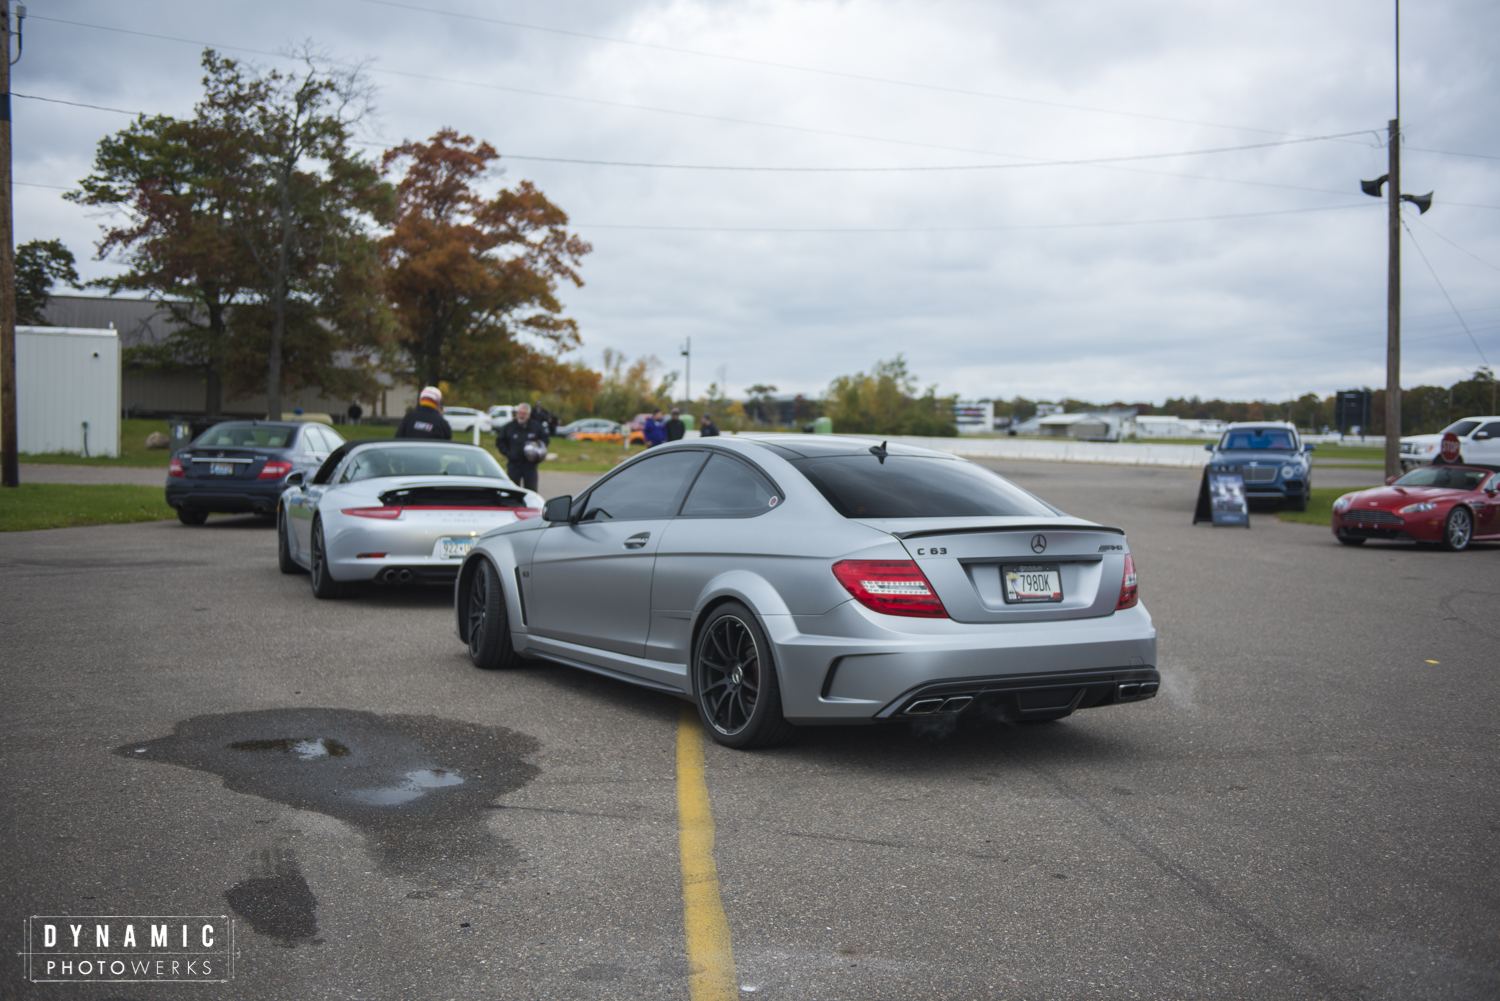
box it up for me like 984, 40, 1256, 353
1384, 115, 1401, 480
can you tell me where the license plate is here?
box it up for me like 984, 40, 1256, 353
1003, 564, 1062, 603
210, 462, 234, 476
438, 537, 475, 559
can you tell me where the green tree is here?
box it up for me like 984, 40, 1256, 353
68, 111, 253, 414
201, 49, 393, 418
14, 239, 81, 326
592, 350, 675, 421
822, 357, 956, 436
379, 129, 591, 399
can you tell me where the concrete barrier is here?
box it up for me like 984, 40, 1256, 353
868, 435, 1211, 469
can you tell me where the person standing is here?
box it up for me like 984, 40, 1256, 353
665, 408, 686, 442
394, 387, 452, 440
700, 413, 720, 437
643, 411, 667, 448
496, 402, 549, 490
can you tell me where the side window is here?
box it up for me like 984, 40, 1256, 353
299, 427, 322, 453
579, 451, 705, 522
680, 454, 780, 518
1477, 422, 1500, 439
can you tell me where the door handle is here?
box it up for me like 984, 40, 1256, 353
624, 532, 650, 549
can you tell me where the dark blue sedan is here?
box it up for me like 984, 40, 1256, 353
165, 421, 344, 525
1203, 422, 1315, 510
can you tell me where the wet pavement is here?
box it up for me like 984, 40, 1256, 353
1, 460, 1496, 999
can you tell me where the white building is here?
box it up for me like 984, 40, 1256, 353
951, 400, 995, 435
14, 325, 122, 457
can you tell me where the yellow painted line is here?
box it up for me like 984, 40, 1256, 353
677, 703, 738, 1000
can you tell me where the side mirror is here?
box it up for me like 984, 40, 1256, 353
285, 471, 305, 487
543, 495, 573, 523
1203, 443, 1214, 451
1385, 475, 1398, 485
1304, 444, 1316, 452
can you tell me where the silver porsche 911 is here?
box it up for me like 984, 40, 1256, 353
278, 440, 544, 598
455, 435, 1158, 748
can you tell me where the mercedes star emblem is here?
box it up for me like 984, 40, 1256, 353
1030, 534, 1047, 554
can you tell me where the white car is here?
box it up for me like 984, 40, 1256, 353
443, 407, 492, 434
488, 405, 516, 427
1400, 416, 1500, 469
277, 440, 545, 598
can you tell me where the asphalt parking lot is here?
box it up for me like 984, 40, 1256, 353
2, 459, 1496, 1000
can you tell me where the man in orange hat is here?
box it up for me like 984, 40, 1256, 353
394, 386, 452, 440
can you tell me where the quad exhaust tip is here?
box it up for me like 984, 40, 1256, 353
1117, 681, 1159, 701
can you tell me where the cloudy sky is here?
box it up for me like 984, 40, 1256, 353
14, 0, 1500, 405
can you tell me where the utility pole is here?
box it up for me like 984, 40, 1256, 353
1384, 114, 1401, 480
1, 1, 17, 488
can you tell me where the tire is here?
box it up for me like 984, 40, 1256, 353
309, 517, 351, 598
1336, 534, 1366, 546
1290, 491, 1308, 512
692, 602, 794, 749
465, 559, 523, 670
177, 508, 208, 526
278, 506, 306, 575
1442, 506, 1473, 552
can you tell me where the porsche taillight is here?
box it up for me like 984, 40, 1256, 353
341, 506, 403, 519
513, 507, 543, 519
257, 460, 293, 480
832, 560, 948, 618
168, 457, 185, 478
1116, 553, 1139, 610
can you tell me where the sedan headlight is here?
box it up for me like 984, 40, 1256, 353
1332, 496, 1353, 513
1399, 501, 1437, 514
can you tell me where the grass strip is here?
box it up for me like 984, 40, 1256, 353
1276, 485, 1379, 526
0, 484, 177, 532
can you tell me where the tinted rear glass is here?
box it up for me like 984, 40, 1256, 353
342, 446, 506, 481
789, 455, 1055, 519
195, 424, 292, 448
680, 455, 779, 517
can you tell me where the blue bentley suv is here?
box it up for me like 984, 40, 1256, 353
1203, 422, 1315, 510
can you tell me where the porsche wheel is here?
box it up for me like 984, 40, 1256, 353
176, 508, 207, 526
693, 603, 793, 749
278, 506, 306, 575
1442, 506, 1473, 551
309, 517, 351, 598
466, 559, 522, 670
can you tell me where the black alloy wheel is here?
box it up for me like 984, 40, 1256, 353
278, 506, 306, 575
466, 559, 521, 670
693, 602, 793, 749
1443, 506, 1473, 552
309, 518, 350, 598
176, 508, 207, 526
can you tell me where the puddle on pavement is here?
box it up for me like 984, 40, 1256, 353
117, 709, 540, 883
224, 850, 319, 947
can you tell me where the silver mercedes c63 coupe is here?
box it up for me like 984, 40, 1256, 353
455, 435, 1158, 748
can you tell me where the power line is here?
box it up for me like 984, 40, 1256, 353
25, 15, 1374, 172
13, 92, 146, 116
1413, 218, 1500, 272
571, 203, 1379, 233
351, 0, 1331, 140
1402, 219, 1491, 367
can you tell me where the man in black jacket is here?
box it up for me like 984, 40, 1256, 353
665, 408, 686, 442
394, 387, 452, 440
495, 402, 549, 489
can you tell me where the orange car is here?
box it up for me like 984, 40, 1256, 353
562, 419, 630, 444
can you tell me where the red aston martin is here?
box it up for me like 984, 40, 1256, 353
1332, 464, 1500, 550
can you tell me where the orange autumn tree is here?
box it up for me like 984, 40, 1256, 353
379, 129, 592, 403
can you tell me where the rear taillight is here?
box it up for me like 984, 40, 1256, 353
513, 507, 542, 520
832, 560, 948, 618
257, 460, 293, 480
168, 457, 185, 478
1116, 553, 1138, 610
342, 506, 403, 519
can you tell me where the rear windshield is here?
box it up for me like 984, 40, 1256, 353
789, 455, 1055, 519
342, 446, 506, 482
1218, 428, 1296, 451
1442, 420, 1481, 437
195, 424, 292, 448
1394, 466, 1489, 490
